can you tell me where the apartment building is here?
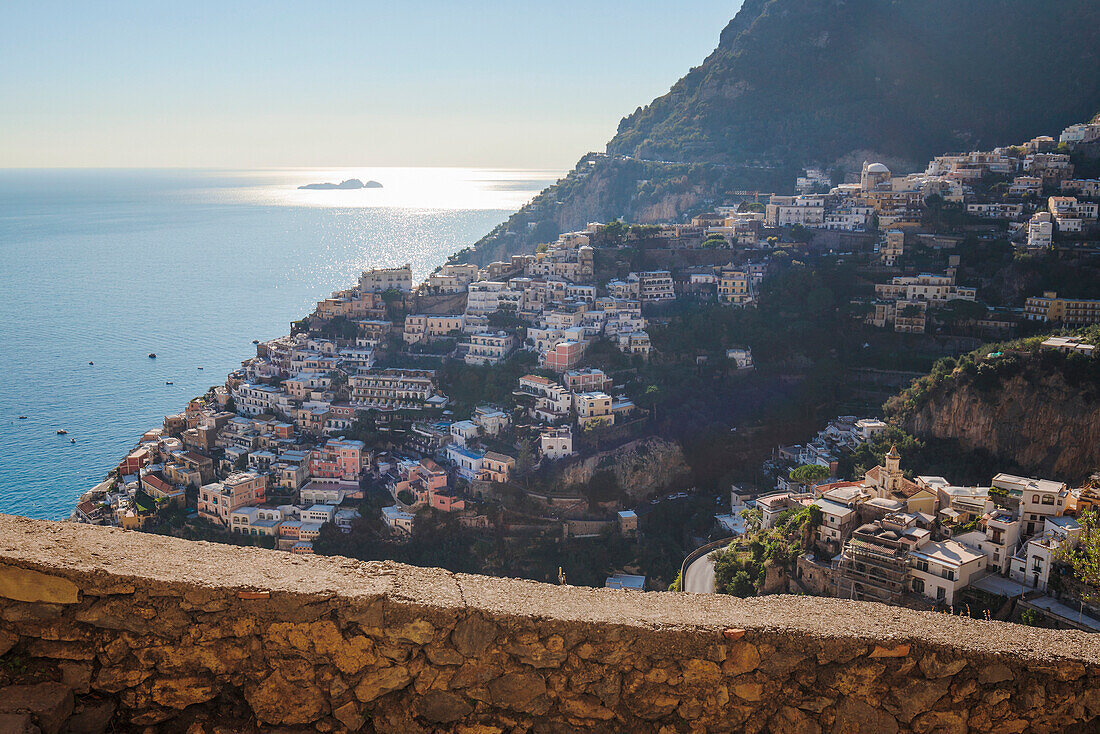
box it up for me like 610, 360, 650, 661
542, 340, 585, 372
617, 331, 652, 359
478, 452, 515, 483
463, 331, 516, 366
717, 269, 752, 305
198, 472, 267, 526
421, 263, 479, 294
358, 264, 413, 293
765, 195, 825, 226
1060, 179, 1100, 198
575, 392, 614, 430
232, 383, 285, 417
992, 473, 1068, 536
1024, 292, 1100, 325
874, 272, 976, 305
465, 281, 509, 316
908, 539, 986, 606
563, 368, 613, 393
403, 314, 464, 344
308, 438, 366, 482
630, 271, 675, 302
350, 368, 440, 410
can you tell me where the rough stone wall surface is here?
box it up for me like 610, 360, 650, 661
2, 515, 1100, 733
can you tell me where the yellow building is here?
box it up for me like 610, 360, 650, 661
1024, 292, 1100, 325
718, 270, 751, 305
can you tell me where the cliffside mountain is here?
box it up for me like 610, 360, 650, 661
459, 0, 1100, 266
887, 333, 1100, 482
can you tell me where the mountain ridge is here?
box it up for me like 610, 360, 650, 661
457, 0, 1100, 266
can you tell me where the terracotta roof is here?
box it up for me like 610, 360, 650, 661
892, 477, 925, 499
865, 466, 882, 483
142, 474, 174, 494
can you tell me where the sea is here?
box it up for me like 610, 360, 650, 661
0, 167, 559, 520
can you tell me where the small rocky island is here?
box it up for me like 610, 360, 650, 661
298, 178, 382, 190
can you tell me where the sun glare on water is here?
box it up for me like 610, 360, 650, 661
220, 167, 561, 212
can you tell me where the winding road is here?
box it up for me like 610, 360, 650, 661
683, 548, 723, 594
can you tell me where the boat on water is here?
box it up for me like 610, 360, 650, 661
56, 429, 68, 435
70, 438, 76, 443
197, 366, 204, 370
148, 353, 157, 359
252, 339, 259, 344
18, 415, 27, 420
166, 381, 173, 385
88, 361, 94, 365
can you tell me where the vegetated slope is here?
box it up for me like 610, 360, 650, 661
610, 0, 1100, 167
887, 330, 1100, 482
461, 0, 1100, 266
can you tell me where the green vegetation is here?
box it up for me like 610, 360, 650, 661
712, 505, 821, 597
1057, 510, 1100, 603
790, 463, 828, 486
609, 0, 1098, 169
886, 326, 1100, 424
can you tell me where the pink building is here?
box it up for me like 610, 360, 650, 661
309, 438, 366, 481
543, 340, 585, 372
430, 488, 466, 513
197, 472, 267, 526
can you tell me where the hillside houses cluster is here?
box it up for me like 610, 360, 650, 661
756, 445, 1094, 624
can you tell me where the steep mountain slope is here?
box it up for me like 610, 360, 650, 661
610, 0, 1100, 167
460, 0, 1100, 265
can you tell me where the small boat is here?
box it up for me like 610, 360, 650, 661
88, 361, 94, 365
197, 367, 204, 370
56, 429, 68, 435
148, 353, 157, 359
18, 415, 27, 420
70, 438, 76, 443
166, 381, 174, 385
252, 339, 259, 344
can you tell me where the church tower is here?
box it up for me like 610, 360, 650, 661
884, 445, 901, 492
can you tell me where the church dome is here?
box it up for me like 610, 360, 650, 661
865, 162, 891, 174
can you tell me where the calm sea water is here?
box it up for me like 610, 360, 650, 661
0, 167, 558, 519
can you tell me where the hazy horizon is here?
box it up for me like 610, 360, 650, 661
1, 1, 744, 170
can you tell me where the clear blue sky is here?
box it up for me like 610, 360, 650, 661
0, 1, 743, 169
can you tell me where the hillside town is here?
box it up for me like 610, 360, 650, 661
742, 392, 1100, 630
73, 117, 1100, 608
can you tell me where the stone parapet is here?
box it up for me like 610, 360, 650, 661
1, 514, 1099, 732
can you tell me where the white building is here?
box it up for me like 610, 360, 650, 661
908, 539, 986, 606
359, 264, 413, 293
1026, 211, 1054, 251
539, 427, 574, 460
381, 504, 415, 534
463, 331, 516, 366
629, 272, 675, 302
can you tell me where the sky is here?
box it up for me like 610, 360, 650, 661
0, 1, 743, 170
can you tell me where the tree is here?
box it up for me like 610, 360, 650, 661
937, 298, 988, 325
790, 463, 828, 486
1057, 510, 1100, 603
397, 489, 414, 505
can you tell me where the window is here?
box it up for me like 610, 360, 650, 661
1033, 495, 1040, 504
936, 587, 946, 601
912, 578, 925, 593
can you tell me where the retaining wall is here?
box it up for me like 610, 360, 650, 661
2, 515, 1100, 732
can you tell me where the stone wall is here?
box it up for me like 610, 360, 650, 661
2, 514, 1100, 733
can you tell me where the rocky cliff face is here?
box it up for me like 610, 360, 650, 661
556, 436, 691, 500
901, 359, 1100, 482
